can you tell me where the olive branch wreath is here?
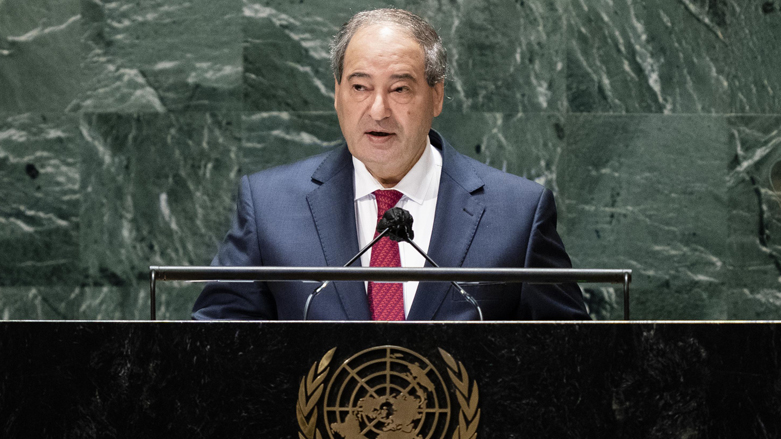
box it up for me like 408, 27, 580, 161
439, 348, 481, 439
296, 347, 480, 439
297, 347, 336, 439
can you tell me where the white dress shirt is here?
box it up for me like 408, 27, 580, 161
352, 139, 443, 318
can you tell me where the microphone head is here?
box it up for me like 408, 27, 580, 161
377, 207, 414, 242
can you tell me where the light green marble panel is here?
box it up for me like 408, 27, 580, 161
432, 112, 565, 191
242, 4, 340, 111
567, 0, 732, 114
442, 0, 567, 113
78, 112, 241, 293
0, 283, 197, 320
0, 113, 81, 286
0, 286, 126, 320
561, 115, 729, 319
726, 116, 781, 319
0, 0, 82, 112
243, 0, 566, 113
725, 4, 781, 113
153, 282, 205, 320
241, 112, 342, 173
77, 0, 243, 113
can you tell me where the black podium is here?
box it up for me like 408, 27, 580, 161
1, 321, 780, 438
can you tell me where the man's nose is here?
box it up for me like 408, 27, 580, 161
369, 91, 390, 120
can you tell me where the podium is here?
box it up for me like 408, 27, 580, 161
1, 321, 780, 438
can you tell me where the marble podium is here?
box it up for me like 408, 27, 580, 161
1, 322, 780, 438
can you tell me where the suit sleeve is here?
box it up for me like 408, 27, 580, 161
191, 175, 278, 320
517, 188, 591, 320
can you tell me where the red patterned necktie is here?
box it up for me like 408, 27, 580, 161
368, 190, 405, 321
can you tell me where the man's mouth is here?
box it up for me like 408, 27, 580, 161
366, 131, 393, 137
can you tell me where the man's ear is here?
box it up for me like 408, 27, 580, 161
432, 81, 444, 117
333, 78, 340, 111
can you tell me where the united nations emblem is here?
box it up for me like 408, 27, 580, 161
297, 346, 480, 439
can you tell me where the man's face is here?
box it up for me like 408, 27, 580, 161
334, 24, 444, 187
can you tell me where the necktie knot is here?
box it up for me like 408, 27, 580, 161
374, 190, 403, 219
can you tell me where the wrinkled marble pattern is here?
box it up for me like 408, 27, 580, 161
433, 112, 566, 191
0, 113, 81, 286
241, 112, 342, 172
78, 0, 243, 113
0, 0, 82, 112
1, 0, 780, 319
77, 113, 241, 315
78, 112, 240, 279
561, 115, 729, 319
727, 116, 781, 318
567, 0, 780, 113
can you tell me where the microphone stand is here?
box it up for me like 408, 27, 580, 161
302, 228, 391, 320
303, 207, 484, 321
398, 234, 484, 321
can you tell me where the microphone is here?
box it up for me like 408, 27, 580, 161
377, 207, 414, 242
302, 207, 484, 321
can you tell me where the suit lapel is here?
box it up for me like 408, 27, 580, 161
306, 146, 371, 320
407, 132, 485, 321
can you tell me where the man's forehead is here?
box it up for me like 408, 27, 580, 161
342, 24, 425, 75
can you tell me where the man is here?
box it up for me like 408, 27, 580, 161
192, 9, 589, 321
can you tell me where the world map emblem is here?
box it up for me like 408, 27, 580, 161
297, 346, 480, 439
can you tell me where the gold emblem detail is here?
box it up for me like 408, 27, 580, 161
297, 347, 336, 439
438, 348, 480, 439
297, 346, 479, 439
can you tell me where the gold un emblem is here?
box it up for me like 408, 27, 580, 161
297, 346, 480, 439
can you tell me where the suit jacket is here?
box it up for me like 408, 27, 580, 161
192, 130, 590, 320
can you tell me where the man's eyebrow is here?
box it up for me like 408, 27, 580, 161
390, 73, 416, 81
346, 72, 370, 81
345, 72, 418, 82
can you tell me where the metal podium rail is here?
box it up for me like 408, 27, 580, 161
149, 266, 632, 321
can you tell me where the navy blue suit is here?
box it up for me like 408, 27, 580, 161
192, 130, 589, 320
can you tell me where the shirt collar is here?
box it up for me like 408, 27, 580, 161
353, 136, 438, 205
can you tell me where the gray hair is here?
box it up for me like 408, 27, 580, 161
330, 8, 447, 87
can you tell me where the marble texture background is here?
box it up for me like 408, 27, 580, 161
1, 0, 779, 320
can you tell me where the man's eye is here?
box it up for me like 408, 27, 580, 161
393, 87, 409, 93
353, 84, 366, 91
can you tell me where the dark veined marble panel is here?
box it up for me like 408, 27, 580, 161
567, 0, 733, 114
561, 115, 729, 320
241, 111, 342, 173
433, 112, 566, 194
567, 0, 781, 114
442, 0, 567, 114
0, 286, 130, 320
727, 116, 781, 319
243, 0, 566, 114
77, 112, 241, 310
242, 1, 342, 111
0, 0, 82, 112
0, 113, 81, 286
0, 283, 204, 321
726, 2, 781, 113
77, 0, 243, 113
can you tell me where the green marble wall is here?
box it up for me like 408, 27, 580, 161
1, 0, 779, 320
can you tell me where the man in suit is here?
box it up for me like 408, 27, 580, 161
192, 8, 589, 321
